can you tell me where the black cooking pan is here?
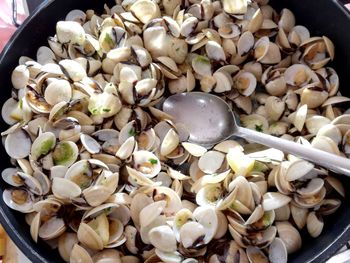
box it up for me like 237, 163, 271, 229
1, 0, 350, 262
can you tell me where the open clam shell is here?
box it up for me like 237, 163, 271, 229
3, 188, 34, 213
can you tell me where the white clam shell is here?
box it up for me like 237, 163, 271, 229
276, 221, 302, 254
11, 65, 30, 89
56, 21, 86, 45
262, 192, 291, 211
132, 150, 161, 178
180, 221, 206, 248
52, 177, 82, 199
58, 233, 79, 262
140, 201, 166, 228
268, 238, 288, 263
155, 249, 182, 263
116, 136, 136, 160
193, 206, 218, 244
3, 189, 34, 213
130, 0, 161, 24
5, 129, 31, 159
285, 160, 314, 181
44, 79, 72, 106
160, 128, 180, 156
70, 244, 93, 263
198, 151, 225, 174
2, 168, 23, 187
149, 225, 177, 252
38, 216, 66, 240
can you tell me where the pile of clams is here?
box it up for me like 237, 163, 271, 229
1, 0, 350, 262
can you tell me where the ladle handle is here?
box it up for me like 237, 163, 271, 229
236, 126, 350, 176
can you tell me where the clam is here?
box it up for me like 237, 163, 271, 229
58, 233, 79, 262
222, 0, 248, 14
262, 192, 291, 211
132, 150, 161, 178
193, 206, 218, 244
161, 129, 180, 156
311, 135, 340, 155
130, 0, 160, 24
155, 249, 182, 263
11, 65, 30, 90
1, 168, 23, 187
4, 129, 31, 159
99, 26, 127, 53
293, 104, 308, 132
180, 221, 206, 248
198, 151, 225, 174
149, 225, 177, 252
269, 238, 288, 263
205, 41, 226, 61
77, 213, 109, 250
285, 160, 314, 181
88, 90, 122, 118
218, 23, 241, 39
93, 249, 122, 263
254, 37, 281, 64
234, 71, 257, 97
140, 200, 166, 228
59, 59, 87, 82
52, 177, 81, 199
265, 96, 285, 121
52, 141, 79, 166
306, 116, 331, 135
276, 221, 302, 254
246, 246, 268, 263
3, 188, 34, 213
192, 55, 212, 76
70, 244, 93, 263
290, 204, 308, 230
284, 64, 315, 87
56, 21, 86, 45
300, 87, 328, 109
306, 212, 324, 238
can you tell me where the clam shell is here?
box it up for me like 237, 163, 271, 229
180, 221, 206, 248
161, 129, 180, 156
52, 141, 79, 167
93, 249, 122, 263
38, 217, 66, 240
262, 192, 291, 211
58, 233, 79, 262
246, 246, 268, 263
140, 201, 166, 228
3, 189, 34, 213
307, 211, 324, 238
149, 225, 177, 252
155, 249, 182, 263
1, 168, 23, 187
52, 177, 81, 199
269, 238, 288, 263
276, 221, 302, 254
285, 160, 314, 181
311, 135, 340, 155
132, 150, 161, 178
5, 129, 31, 159
30, 212, 41, 243
130, 0, 161, 24
198, 151, 225, 174
70, 244, 93, 263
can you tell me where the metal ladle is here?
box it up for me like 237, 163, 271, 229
163, 92, 350, 176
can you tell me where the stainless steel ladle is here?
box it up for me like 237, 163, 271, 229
163, 92, 350, 176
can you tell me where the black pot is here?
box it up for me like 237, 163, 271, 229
1, 0, 350, 262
